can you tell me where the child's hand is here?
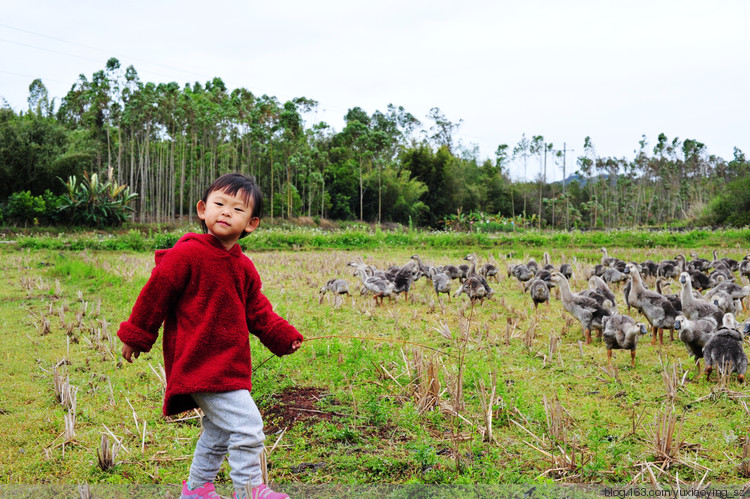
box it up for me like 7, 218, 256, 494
286, 339, 302, 355
122, 343, 142, 363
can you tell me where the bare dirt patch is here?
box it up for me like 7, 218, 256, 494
262, 386, 337, 433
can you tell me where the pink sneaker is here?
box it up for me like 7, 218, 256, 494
232, 484, 290, 499
180, 480, 222, 499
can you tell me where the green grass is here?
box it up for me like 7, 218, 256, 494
1, 239, 749, 488
9, 225, 750, 252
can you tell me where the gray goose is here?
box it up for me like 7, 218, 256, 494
586, 275, 617, 311
601, 315, 648, 367
702, 316, 748, 383
428, 266, 451, 299
705, 280, 750, 310
524, 278, 550, 310
549, 272, 611, 344
353, 267, 394, 306
319, 278, 349, 304
674, 314, 717, 373
464, 255, 494, 298
679, 272, 723, 326
624, 263, 677, 345
454, 275, 490, 304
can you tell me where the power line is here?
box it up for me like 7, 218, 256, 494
0, 23, 209, 80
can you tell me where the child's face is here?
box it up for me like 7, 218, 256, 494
197, 189, 259, 249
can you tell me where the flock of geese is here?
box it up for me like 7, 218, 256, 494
319, 248, 750, 382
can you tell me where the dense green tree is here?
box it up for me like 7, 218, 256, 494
2, 60, 747, 230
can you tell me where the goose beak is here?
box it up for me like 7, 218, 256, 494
639, 324, 648, 334
623, 267, 630, 274
674, 320, 681, 330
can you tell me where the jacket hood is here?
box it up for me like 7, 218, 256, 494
155, 232, 241, 265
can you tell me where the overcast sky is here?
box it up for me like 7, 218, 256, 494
2, 0, 748, 181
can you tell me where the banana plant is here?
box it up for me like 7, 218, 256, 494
58, 168, 138, 227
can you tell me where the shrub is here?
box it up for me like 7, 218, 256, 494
6, 191, 46, 226
57, 169, 138, 227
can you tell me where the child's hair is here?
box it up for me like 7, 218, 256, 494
200, 173, 263, 239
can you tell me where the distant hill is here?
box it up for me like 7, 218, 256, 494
553, 173, 613, 187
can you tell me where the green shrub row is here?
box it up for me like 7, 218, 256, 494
12, 226, 750, 253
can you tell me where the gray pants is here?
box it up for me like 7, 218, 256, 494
188, 390, 266, 492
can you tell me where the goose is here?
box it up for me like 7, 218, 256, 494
600, 247, 619, 267
657, 259, 680, 279
688, 252, 711, 272
559, 262, 573, 280
410, 254, 432, 280
525, 257, 539, 275
674, 314, 717, 372
580, 287, 616, 312
319, 278, 349, 304
457, 261, 472, 282
508, 264, 535, 290
708, 268, 735, 288
524, 278, 550, 310
549, 272, 611, 344
679, 272, 723, 326
739, 255, 750, 281
709, 290, 737, 315
464, 255, 494, 298
702, 318, 748, 382
353, 267, 394, 306
622, 278, 636, 312
601, 315, 648, 367
675, 254, 710, 291
478, 260, 499, 282
639, 260, 658, 278
392, 261, 418, 301
533, 268, 554, 288
589, 264, 607, 279
655, 277, 682, 312
384, 265, 403, 282
541, 252, 555, 272
454, 275, 490, 304
588, 275, 617, 310
624, 263, 677, 345
601, 267, 628, 285
704, 280, 750, 310
711, 250, 739, 272
347, 259, 387, 280
428, 266, 451, 299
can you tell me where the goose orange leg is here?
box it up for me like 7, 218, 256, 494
630, 350, 636, 368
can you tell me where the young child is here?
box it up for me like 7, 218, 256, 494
118, 173, 302, 499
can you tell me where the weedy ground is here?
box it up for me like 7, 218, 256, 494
1, 244, 749, 488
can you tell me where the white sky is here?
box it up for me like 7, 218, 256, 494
1, 0, 748, 181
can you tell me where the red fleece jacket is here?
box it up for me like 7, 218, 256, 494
117, 233, 303, 416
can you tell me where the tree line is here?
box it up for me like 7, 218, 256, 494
1, 57, 749, 229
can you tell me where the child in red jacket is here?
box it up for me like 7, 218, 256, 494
118, 173, 302, 499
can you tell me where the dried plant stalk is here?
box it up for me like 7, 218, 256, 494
477, 370, 497, 442
63, 411, 76, 442
740, 434, 750, 478
78, 483, 92, 499
523, 320, 536, 350
149, 363, 167, 390
548, 334, 559, 359
96, 433, 120, 471
643, 403, 692, 469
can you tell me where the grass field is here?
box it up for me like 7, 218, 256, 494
1, 238, 749, 490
